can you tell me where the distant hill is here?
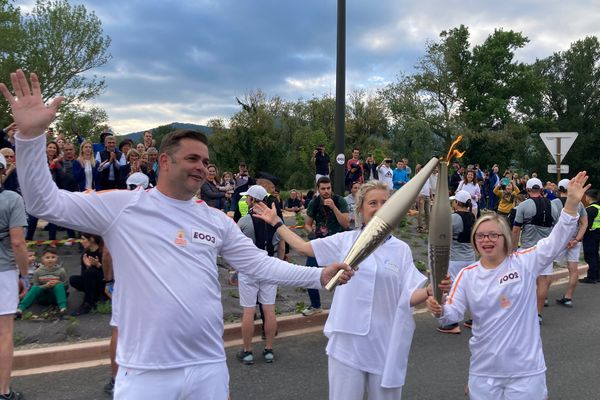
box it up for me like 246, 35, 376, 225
118, 122, 213, 143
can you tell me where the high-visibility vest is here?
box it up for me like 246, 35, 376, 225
238, 196, 249, 217
590, 204, 600, 230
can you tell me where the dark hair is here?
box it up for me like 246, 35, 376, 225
80, 232, 103, 247
316, 176, 331, 188
118, 139, 134, 151
159, 129, 209, 157
42, 247, 58, 256
586, 189, 599, 201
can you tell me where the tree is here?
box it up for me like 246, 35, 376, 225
54, 105, 110, 143
527, 37, 600, 186
0, 0, 111, 126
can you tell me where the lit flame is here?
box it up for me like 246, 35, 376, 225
444, 135, 465, 162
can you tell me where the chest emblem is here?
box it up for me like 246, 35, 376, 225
499, 295, 512, 309
174, 230, 187, 247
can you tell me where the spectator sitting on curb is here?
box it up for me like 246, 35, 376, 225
16, 247, 68, 317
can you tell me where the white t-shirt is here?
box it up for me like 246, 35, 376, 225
16, 134, 323, 370
312, 231, 427, 387
439, 211, 578, 378
377, 165, 393, 191
457, 181, 481, 209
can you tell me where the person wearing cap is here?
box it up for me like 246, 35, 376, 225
312, 144, 330, 182
235, 185, 283, 364
1, 69, 354, 400
437, 190, 477, 334
511, 177, 559, 324
551, 179, 588, 306
579, 189, 600, 284
457, 170, 481, 217
0, 152, 29, 400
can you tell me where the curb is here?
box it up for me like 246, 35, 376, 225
13, 264, 588, 376
13, 311, 329, 376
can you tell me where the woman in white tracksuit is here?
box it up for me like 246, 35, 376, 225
427, 171, 589, 400
255, 180, 432, 400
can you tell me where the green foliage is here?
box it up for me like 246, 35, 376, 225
0, 0, 111, 127
94, 300, 112, 314
54, 105, 110, 143
295, 301, 307, 314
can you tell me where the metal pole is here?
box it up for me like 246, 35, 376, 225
556, 138, 562, 182
334, 0, 346, 196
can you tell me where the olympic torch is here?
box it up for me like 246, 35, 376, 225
429, 136, 465, 302
428, 161, 452, 303
325, 157, 440, 291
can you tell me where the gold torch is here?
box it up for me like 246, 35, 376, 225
325, 157, 440, 291
429, 136, 464, 302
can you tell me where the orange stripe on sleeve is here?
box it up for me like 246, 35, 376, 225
447, 264, 478, 304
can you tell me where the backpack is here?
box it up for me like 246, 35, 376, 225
456, 211, 475, 243
529, 197, 553, 227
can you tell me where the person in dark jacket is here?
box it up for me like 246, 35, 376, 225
200, 164, 228, 209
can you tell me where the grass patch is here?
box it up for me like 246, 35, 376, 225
295, 301, 307, 314
95, 300, 112, 314
415, 260, 427, 272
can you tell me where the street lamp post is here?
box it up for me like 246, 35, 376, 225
334, 0, 346, 196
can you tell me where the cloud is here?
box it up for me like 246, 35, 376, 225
44, 0, 600, 134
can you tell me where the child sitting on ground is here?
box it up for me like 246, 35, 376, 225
18, 250, 41, 299
16, 247, 68, 316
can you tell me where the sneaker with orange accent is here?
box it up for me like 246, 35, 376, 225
437, 324, 461, 334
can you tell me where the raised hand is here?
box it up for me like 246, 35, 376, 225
0, 69, 64, 138
252, 202, 280, 226
564, 171, 591, 216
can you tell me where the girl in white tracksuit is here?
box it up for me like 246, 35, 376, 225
255, 180, 432, 400
427, 172, 589, 400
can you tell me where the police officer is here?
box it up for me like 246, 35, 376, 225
579, 189, 600, 283
0, 153, 29, 400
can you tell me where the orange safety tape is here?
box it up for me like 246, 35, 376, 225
26, 238, 83, 247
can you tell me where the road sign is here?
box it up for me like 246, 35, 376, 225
539, 132, 578, 163
548, 164, 569, 174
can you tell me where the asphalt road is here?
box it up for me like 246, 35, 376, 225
12, 281, 600, 399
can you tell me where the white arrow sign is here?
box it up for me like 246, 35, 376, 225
539, 132, 578, 163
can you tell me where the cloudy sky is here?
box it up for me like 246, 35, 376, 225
17, 0, 600, 134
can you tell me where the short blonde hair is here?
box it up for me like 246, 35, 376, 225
471, 213, 513, 257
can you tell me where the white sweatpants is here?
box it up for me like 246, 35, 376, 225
328, 356, 402, 400
114, 361, 229, 400
468, 373, 547, 400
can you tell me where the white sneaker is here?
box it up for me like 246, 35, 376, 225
302, 307, 322, 316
